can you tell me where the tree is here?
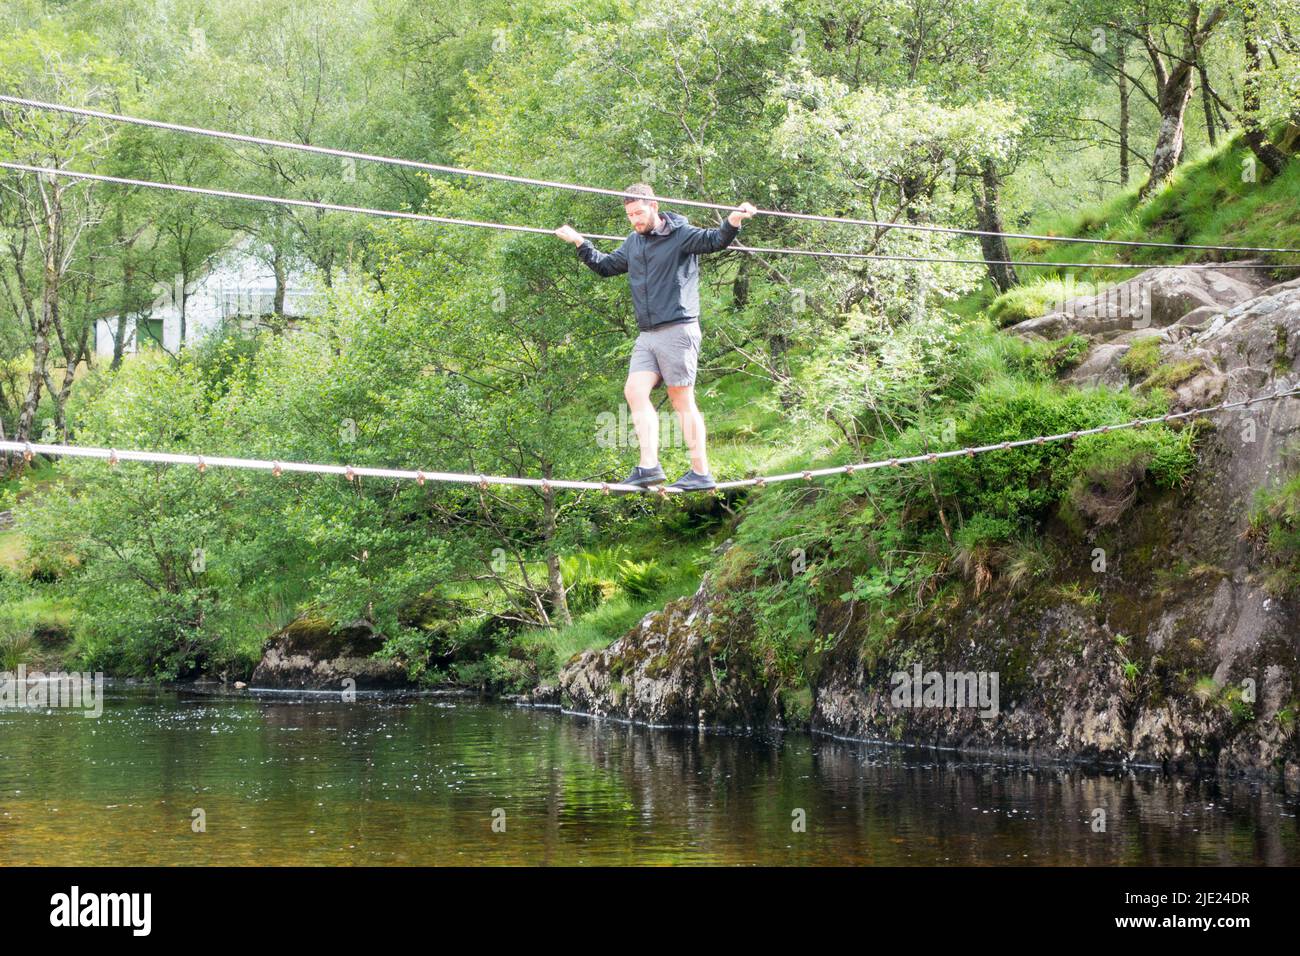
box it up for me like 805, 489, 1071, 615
1140, 3, 1226, 196
0, 24, 129, 450
1233, 0, 1291, 176
1050, 0, 1233, 196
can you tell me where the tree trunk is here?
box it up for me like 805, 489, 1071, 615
1144, 68, 1196, 196
179, 266, 190, 349
273, 249, 287, 318
111, 207, 137, 370
17, 201, 61, 443
111, 271, 131, 369
1199, 63, 1217, 147
1242, 18, 1289, 177
899, 172, 928, 223
1118, 40, 1131, 186
972, 159, 1019, 293
1139, 5, 1226, 199
45, 321, 89, 442
540, 462, 571, 627
768, 301, 796, 408
732, 258, 750, 311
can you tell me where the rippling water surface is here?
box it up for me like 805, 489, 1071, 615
0, 684, 1295, 865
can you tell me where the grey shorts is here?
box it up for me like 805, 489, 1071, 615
628, 320, 702, 387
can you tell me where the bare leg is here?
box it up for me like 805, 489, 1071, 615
667, 384, 709, 474
624, 371, 662, 468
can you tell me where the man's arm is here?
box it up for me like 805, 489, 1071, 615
576, 236, 630, 277
677, 202, 757, 254
555, 224, 629, 277
677, 217, 740, 255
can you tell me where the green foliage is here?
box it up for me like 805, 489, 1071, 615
940, 379, 1165, 526
615, 559, 667, 601
1060, 426, 1198, 530
1033, 334, 1091, 377
560, 547, 628, 614
1140, 359, 1206, 393
1247, 469, 1300, 594
987, 279, 1075, 327
997, 134, 1300, 278
779, 685, 813, 725
1193, 676, 1257, 725
454, 654, 536, 695
954, 513, 1019, 550
952, 515, 1053, 595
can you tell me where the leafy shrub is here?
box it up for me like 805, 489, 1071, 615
940, 380, 1160, 525
615, 558, 666, 600
1037, 334, 1091, 376
454, 653, 536, 694
565, 578, 613, 616
1060, 428, 1197, 530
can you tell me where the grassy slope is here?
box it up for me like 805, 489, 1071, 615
961, 135, 1300, 326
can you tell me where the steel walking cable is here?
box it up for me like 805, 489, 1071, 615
5, 384, 1298, 495
2, 162, 1297, 272
3, 93, 1299, 255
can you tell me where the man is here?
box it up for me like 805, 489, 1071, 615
555, 184, 757, 492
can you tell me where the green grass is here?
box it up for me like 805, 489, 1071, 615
1014, 138, 1300, 270
0, 459, 66, 576
986, 277, 1132, 329
1142, 358, 1205, 393
1120, 336, 1164, 378
0, 592, 76, 632
517, 590, 670, 671
0, 591, 78, 669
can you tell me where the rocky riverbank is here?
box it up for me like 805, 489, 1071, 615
545, 265, 1300, 780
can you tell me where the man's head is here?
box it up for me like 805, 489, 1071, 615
623, 183, 660, 234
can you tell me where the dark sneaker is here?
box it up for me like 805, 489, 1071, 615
666, 468, 716, 492
619, 463, 666, 489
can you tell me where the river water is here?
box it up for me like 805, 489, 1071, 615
0, 684, 1295, 865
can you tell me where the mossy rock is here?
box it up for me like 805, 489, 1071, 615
276, 615, 384, 659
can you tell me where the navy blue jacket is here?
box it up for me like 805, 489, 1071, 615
576, 210, 740, 331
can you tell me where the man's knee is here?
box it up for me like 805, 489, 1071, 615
625, 375, 657, 406
666, 385, 696, 412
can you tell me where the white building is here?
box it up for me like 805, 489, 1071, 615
94, 236, 328, 357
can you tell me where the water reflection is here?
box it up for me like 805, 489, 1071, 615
0, 685, 1294, 865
